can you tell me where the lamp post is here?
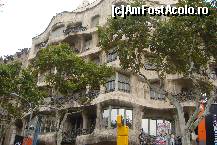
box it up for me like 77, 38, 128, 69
10, 93, 33, 137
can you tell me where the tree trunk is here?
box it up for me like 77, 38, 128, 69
182, 132, 191, 145
0, 119, 15, 145
55, 110, 61, 145
56, 113, 69, 145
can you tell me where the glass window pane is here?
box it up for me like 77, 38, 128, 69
111, 109, 118, 128
126, 110, 132, 121
165, 120, 172, 134
126, 110, 132, 128
105, 75, 116, 92
118, 109, 125, 117
102, 109, 109, 128
103, 109, 109, 118
142, 119, 149, 134
150, 119, 157, 136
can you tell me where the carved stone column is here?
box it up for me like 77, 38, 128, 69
92, 32, 99, 47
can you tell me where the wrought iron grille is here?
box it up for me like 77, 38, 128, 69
64, 25, 87, 35
50, 90, 100, 105
62, 127, 95, 143
139, 131, 157, 145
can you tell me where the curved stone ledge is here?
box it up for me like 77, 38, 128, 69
91, 91, 194, 109
76, 129, 139, 145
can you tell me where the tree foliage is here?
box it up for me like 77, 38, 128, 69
0, 62, 45, 118
31, 43, 113, 99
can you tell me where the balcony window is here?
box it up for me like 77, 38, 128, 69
50, 27, 64, 38
107, 48, 117, 63
150, 88, 165, 100
118, 73, 130, 93
105, 75, 116, 93
91, 15, 100, 28
83, 35, 92, 51
102, 107, 133, 129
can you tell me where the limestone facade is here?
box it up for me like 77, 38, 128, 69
5, 0, 217, 145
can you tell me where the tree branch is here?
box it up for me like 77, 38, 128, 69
189, 91, 216, 132
186, 91, 201, 129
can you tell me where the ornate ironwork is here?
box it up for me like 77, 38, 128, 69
62, 127, 94, 143
173, 89, 195, 102
64, 25, 87, 35
51, 90, 100, 105
85, 90, 100, 99
139, 130, 157, 145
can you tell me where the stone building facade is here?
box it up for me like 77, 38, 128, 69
5, 0, 217, 145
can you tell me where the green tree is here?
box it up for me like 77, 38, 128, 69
31, 43, 113, 145
98, 0, 217, 144
0, 62, 45, 142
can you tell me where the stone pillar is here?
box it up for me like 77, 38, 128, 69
92, 32, 99, 47
80, 36, 85, 52
82, 111, 88, 129
133, 106, 143, 131
108, 106, 112, 128
115, 72, 118, 91
96, 104, 102, 129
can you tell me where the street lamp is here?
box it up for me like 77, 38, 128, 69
10, 93, 33, 137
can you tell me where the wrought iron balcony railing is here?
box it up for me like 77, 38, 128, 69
50, 90, 100, 105
63, 25, 87, 35
62, 127, 94, 143
139, 132, 157, 145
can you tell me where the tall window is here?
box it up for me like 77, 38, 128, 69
141, 119, 171, 136
102, 107, 133, 129
91, 15, 100, 28
118, 73, 130, 93
107, 48, 117, 63
105, 75, 116, 93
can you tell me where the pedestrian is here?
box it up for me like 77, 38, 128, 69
170, 134, 175, 145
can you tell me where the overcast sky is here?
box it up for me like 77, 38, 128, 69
0, 0, 95, 57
